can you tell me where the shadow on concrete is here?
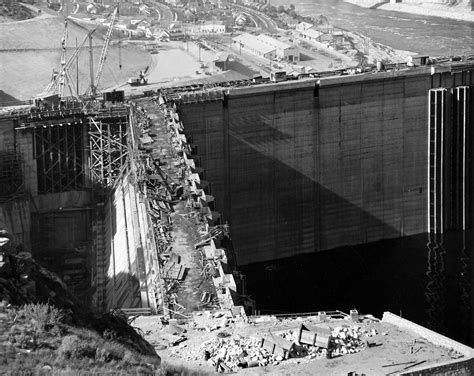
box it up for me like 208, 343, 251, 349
241, 229, 474, 347
218, 108, 405, 264
227, 60, 259, 78
299, 53, 313, 62
31, 210, 92, 306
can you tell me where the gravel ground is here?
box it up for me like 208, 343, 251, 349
134, 313, 460, 376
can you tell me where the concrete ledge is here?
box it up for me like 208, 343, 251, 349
228, 78, 318, 98
400, 357, 474, 376
383, 312, 474, 375
382, 312, 474, 357
318, 66, 433, 87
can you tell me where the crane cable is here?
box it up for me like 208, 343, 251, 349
118, 30, 122, 70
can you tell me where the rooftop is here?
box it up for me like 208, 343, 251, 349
257, 34, 294, 51
233, 33, 276, 55
302, 28, 322, 39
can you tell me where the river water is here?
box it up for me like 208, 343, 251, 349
272, 0, 474, 56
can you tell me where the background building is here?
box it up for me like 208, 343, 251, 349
232, 33, 299, 62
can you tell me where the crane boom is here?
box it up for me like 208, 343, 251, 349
88, 7, 118, 97
38, 6, 118, 102
44, 18, 69, 95
39, 31, 91, 99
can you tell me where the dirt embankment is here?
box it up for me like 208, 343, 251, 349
344, 0, 390, 8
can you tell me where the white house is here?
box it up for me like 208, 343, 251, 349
296, 21, 313, 33
86, 3, 97, 14
301, 28, 322, 43
201, 20, 226, 33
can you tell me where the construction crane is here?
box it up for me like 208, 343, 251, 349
42, 18, 72, 98
85, 6, 119, 98
127, 66, 149, 86
38, 6, 119, 104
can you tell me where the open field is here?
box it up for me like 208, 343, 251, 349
0, 14, 105, 50
146, 44, 204, 84
0, 13, 151, 102
0, 45, 151, 102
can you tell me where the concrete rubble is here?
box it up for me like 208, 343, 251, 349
159, 310, 379, 372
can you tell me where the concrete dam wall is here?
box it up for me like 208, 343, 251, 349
175, 66, 474, 265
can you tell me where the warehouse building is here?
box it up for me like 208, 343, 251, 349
232, 33, 276, 59
232, 33, 299, 62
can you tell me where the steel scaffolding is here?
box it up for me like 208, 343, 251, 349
88, 116, 128, 187
33, 122, 85, 194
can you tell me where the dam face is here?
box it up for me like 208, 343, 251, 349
175, 66, 474, 265
1, 62, 473, 331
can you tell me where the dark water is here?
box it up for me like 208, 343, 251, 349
242, 230, 474, 346
272, 0, 474, 56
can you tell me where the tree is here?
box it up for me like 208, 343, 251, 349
318, 14, 328, 25
277, 5, 286, 13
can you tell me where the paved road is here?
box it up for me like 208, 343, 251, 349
152, 2, 175, 28
232, 4, 278, 33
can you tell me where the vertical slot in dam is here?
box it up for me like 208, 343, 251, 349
173, 68, 474, 345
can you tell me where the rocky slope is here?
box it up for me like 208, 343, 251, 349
0, 247, 161, 375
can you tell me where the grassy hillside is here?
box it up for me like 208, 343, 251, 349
0, 252, 162, 375
0, 14, 103, 50
0, 14, 151, 102
1, 45, 150, 102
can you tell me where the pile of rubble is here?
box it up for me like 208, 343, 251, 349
170, 334, 278, 370
331, 326, 364, 355
164, 310, 374, 372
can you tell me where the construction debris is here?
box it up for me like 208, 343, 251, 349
163, 311, 376, 372
129, 97, 255, 318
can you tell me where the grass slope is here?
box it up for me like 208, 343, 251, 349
0, 15, 151, 100
0, 15, 102, 50
0, 252, 162, 374
0, 248, 214, 375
